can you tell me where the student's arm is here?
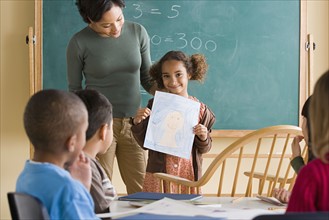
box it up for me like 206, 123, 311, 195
131, 99, 153, 149
89, 160, 111, 214
290, 136, 306, 173
59, 184, 100, 220
194, 106, 216, 154
67, 153, 92, 190
131, 115, 150, 149
290, 156, 305, 174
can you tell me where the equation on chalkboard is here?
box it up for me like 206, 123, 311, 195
129, 3, 217, 53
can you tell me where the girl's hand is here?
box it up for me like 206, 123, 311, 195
291, 135, 304, 159
273, 188, 290, 203
67, 152, 92, 190
133, 108, 151, 125
193, 124, 208, 141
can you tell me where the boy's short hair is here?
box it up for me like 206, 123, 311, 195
74, 89, 113, 141
23, 89, 87, 153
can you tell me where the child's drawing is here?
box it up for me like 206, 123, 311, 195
144, 91, 200, 159
159, 111, 184, 148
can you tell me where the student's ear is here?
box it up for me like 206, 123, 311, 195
99, 124, 109, 141
66, 134, 77, 152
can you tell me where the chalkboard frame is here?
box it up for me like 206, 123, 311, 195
33, 0, 308, 137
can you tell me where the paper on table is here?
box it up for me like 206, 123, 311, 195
97, 198, 222, 219
256, 196, 286, 206
97, 197, 284, 220
128, 200, 221, 208
136, 198, 220, 216
133, 198, 280, 219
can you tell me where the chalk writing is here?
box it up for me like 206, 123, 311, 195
151, 33, 217, 52
132, 4, 181, 19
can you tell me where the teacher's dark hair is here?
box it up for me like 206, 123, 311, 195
76, 0, 125, 23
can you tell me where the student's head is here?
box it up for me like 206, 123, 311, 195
310, 70, 329, 163
76, 0, 125, 38
74, 89, 113, 154
150, 50, 208, 97
23, 89, 88, 165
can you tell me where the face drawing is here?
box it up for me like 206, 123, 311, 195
165, 111, 184, 131
159, 111, 184, 148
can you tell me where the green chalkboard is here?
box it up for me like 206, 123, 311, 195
43, 0, 301, 130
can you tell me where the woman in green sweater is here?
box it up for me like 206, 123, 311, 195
66, 0, 156, 194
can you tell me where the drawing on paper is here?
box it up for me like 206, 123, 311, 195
144, 91, 200, 159
159, 111, 184, 148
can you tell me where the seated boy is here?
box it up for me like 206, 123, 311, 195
75, 89, 117, 213
16, 89, 99, 219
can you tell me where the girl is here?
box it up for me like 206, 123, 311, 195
131, 50, 216, 193
286, 70, 329, 212
274, 95, 315, 203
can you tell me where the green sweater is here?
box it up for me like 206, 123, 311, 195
290, 156, 305, 174
67, 21, 153, 118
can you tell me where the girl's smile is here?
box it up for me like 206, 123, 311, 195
161, 60, 191, 98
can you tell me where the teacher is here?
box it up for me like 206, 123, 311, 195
66, 0, 155, 194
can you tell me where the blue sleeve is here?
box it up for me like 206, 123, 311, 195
52, 182, 100, 220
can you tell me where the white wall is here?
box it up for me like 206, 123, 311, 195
1, 1, 328, 219
307, 0, 329, 82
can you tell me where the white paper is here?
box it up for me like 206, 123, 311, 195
97, 198, 284, 219
144, 91, 200, 159
136, 198, 219, 216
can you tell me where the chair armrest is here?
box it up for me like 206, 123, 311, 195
244, 171, 294, 183
153, 173, 198, 187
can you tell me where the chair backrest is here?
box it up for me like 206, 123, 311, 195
253, 212, 329, 220
7, 192, 50, 220
154, 125, 307, 196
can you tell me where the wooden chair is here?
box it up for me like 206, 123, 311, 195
7, 192, 50, 220
153, 125, 307, 197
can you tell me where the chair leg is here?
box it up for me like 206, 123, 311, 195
246, 182, 252, 197
159, 179, 164, 193
258, 179, 264, 195
267, 181, 273, 196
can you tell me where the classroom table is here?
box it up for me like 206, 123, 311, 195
98, 197, 286, 220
